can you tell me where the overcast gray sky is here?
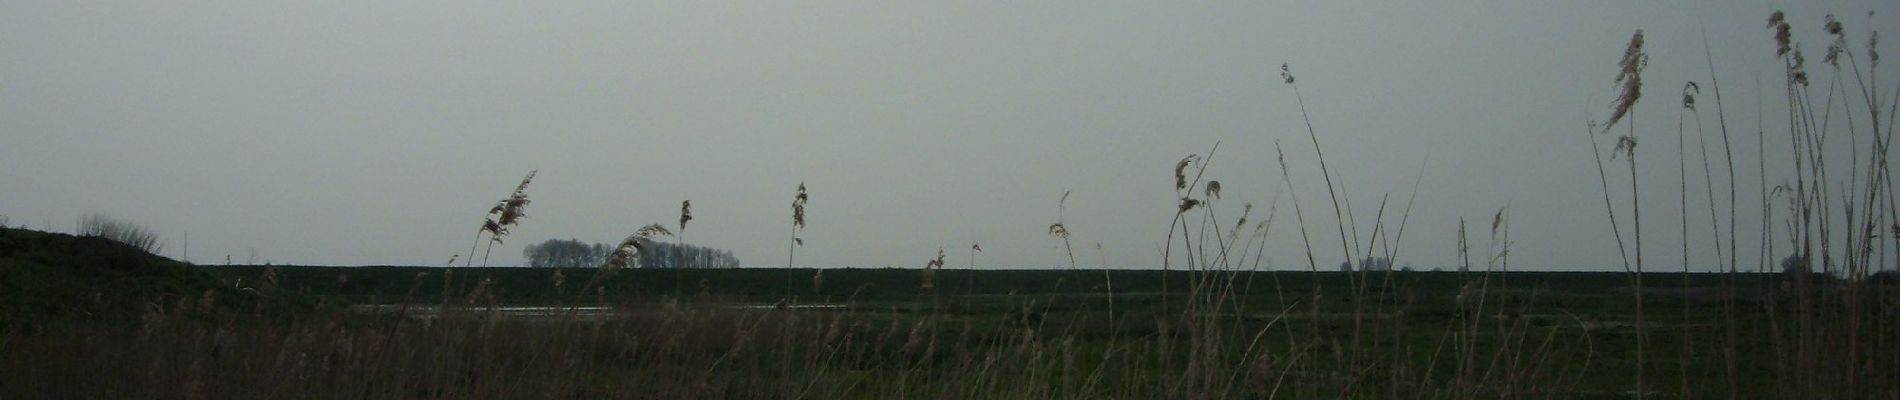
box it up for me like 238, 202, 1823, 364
2, 1, 1894, 271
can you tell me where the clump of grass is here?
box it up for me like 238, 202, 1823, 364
75, 213, 162, 255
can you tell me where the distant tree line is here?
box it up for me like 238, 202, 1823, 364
523, 238, 740, 269
1337, 257, 1393, 272
521, 239, 611, 268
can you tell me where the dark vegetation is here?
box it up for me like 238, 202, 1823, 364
2, 231, 1891, 398
0, 228, 310, 329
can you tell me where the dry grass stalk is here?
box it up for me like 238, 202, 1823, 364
788, 182, 809, 299
1281, 63, 1358, 288
1050, 190, 1076, 269
966, 243, 981, 304
1601, 30, 1651, 399
1695, 24, 1744, 397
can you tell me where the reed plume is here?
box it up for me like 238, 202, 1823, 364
679, 200, 692, 233
603, 224, 673, 270
1605, 30, 1647, 134
467, 170, 536, 268
920, 248, 945, 292
1824, 14, 1845, 68
1769, 11, 1792, 57
677, 200, 693, 293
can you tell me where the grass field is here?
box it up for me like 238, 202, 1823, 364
180, 265, 1879, 396
6, 238, 1891, 399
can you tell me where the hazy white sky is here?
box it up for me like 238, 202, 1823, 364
2, 1, 1894, 271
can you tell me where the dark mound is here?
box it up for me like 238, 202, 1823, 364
0, 228, 290, 328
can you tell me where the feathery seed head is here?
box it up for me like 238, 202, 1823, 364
1822, 14, 1845, 68
792, 183, 808, 229
679, 200, 693, 232
603, 223, 673, 270
634, 224, 673, 240
495, 198, 530, 227
1490, 208, 1506, 237
485, 170, 536, 242
1612, 136, 1638, 160
1174, 155, 1198, 191
1682, 81, 1699, 111
481, 219, 504, 237
1048, 223, 1070, 239
1790, 46, 1810, 86
512, 170, 536, 195
1604, 30, 1647, 133
1280, 63, 1295, 84
1870, 31, 1880, 67
1770, 11, 1793, 57
1205, 180, 1222, 199
1178, 198, 1202, 214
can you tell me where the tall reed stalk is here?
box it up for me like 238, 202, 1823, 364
788, 183, 808, 301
